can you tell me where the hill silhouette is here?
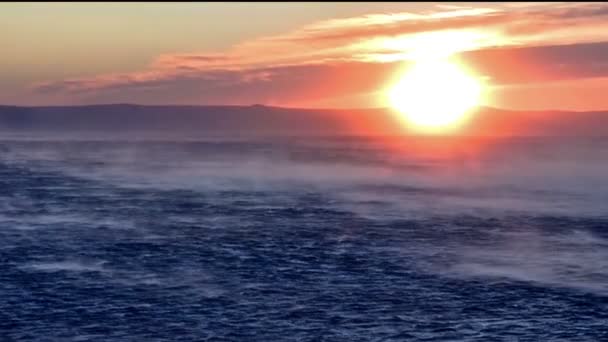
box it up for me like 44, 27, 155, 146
0, 104, 607, 137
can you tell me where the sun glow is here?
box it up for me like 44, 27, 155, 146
385, 55, 485, 134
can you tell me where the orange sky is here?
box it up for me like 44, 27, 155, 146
3, 2, 608, 110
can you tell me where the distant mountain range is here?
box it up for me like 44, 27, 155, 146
0, 104, 607, 137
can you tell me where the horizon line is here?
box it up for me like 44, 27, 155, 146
0, 103, 599, 114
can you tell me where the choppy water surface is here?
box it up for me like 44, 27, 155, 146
1, 136, 607, 341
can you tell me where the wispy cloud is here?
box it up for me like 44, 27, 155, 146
30, 2, 608, 106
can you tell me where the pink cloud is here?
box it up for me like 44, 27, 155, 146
29, 2, 608, 107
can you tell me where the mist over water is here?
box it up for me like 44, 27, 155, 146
1, 133, 607, 340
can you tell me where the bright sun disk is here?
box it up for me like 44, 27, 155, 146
387, 57, 483, 133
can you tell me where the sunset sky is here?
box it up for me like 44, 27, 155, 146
3, 2, 608, 111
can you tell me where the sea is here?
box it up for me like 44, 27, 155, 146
1, 133, 607, 341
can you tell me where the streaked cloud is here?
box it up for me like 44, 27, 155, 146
29, 2, 608, 108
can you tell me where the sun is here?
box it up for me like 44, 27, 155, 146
386, 57, 483, 133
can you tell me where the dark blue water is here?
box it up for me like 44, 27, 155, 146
1, 136, 607, 341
